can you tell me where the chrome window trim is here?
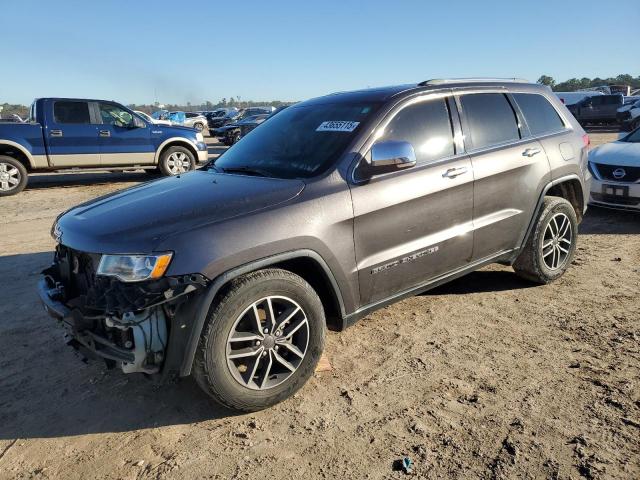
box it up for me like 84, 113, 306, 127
455, 90, 525, 151
508, 90, 573, 136
349, 90, 463, 184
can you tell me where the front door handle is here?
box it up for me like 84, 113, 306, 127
50, 129, 63, 137
522, 148, 541, 157
442, 166, 468, 179
99, 130, 111, 137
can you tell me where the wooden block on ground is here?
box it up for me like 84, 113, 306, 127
315, 354, 332, 372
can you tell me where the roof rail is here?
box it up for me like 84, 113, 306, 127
418, 78, 529, 86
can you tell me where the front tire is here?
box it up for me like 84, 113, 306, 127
0, 155, 28, 196
158, 146, 195, 176
193, 269, 326, 412
513, 196, 578, 284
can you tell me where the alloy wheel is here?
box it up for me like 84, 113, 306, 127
166, 152, 191, 174
541, 212, 572, 270
0, 162, 21, 192
226, 296, 309, 390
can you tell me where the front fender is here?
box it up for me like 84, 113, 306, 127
175, 249, 346, 377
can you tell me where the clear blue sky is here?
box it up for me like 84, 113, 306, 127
2, 0, 638, 105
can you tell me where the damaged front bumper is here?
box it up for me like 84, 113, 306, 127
38, 246, 209, 378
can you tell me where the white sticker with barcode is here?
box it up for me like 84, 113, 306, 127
316, 121, 360, 132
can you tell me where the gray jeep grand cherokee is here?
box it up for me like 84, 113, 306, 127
39, 79, 591, 411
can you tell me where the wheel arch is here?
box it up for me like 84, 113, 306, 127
178, 250, 346, 377
154, 138, 199, 165
0, 141, 35, 170
519, 174, 585, 253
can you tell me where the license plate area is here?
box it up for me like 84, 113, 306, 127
602, 184, 629, 198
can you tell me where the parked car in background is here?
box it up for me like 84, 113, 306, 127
588, 127, 640, 211
235, 106, 290, 140
207, 108, 241, 130
554, 91, 603, 106
208, 107, 275, 137
152, 110, 185, 125
566, 94, 624, 125
617, 99, 640, 131
180, 112, 207, 131
38, 79, 589, 411
215, 114, 271, 145
0, 98, 208, 195
135, 110, 171, 125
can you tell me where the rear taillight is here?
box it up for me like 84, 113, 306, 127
582, 134, 590, 148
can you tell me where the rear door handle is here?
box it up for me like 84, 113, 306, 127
522, 148, 541, 157
442, 166, 468, 179
50, 129, 63, 137
99, 130, 111, 137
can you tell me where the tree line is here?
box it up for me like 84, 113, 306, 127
3, 74, 640, 119
537, 74, 640, 92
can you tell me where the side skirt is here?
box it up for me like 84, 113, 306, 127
342, 249, 515, 329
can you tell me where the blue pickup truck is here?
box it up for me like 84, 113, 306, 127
0, 98, 208, 196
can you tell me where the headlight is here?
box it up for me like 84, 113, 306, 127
97, 253, 173, 282
196, 132, 204, 143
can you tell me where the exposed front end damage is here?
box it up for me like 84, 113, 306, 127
39, 244, 208, 376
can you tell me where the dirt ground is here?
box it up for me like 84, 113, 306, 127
0, 132, 638, 480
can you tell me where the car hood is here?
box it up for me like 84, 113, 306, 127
589, 141, 640, 167
56, 171, 305, 254
157, 124, 197, 134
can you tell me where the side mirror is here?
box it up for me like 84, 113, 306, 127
370, 140, 416, 170
132, 116, 146, 128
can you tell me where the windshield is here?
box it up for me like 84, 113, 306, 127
213, 102, 380, 179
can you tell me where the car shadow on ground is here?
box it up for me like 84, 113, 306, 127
580, 206, 640, 234
425, 270, 535, 296
0, 251, 239, 440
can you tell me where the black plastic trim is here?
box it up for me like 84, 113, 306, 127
179, 249, 346, 376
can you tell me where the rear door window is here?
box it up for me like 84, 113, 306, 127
53, 101, 91, 124
379, 97, 455, 163
460, 93, 520, 150
513, 93, 565, 136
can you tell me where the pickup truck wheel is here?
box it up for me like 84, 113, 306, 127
513, 196, 578, 284
193, 269, 326, 412
0, 156, 28, 196
159, 146, 195, 176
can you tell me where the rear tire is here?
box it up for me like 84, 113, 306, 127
0, 155, 28, 196
193, 269, 326, 412
158, 146, 195, 176
513, 196, 578, 284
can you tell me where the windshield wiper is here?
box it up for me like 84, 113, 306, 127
221, 166, 272, 177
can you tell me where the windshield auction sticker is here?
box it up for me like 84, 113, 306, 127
316, 121, 360, 132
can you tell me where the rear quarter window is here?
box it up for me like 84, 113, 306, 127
513, 93, 565, 136
53, 101, 91, 124
460, 93, 520, 150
